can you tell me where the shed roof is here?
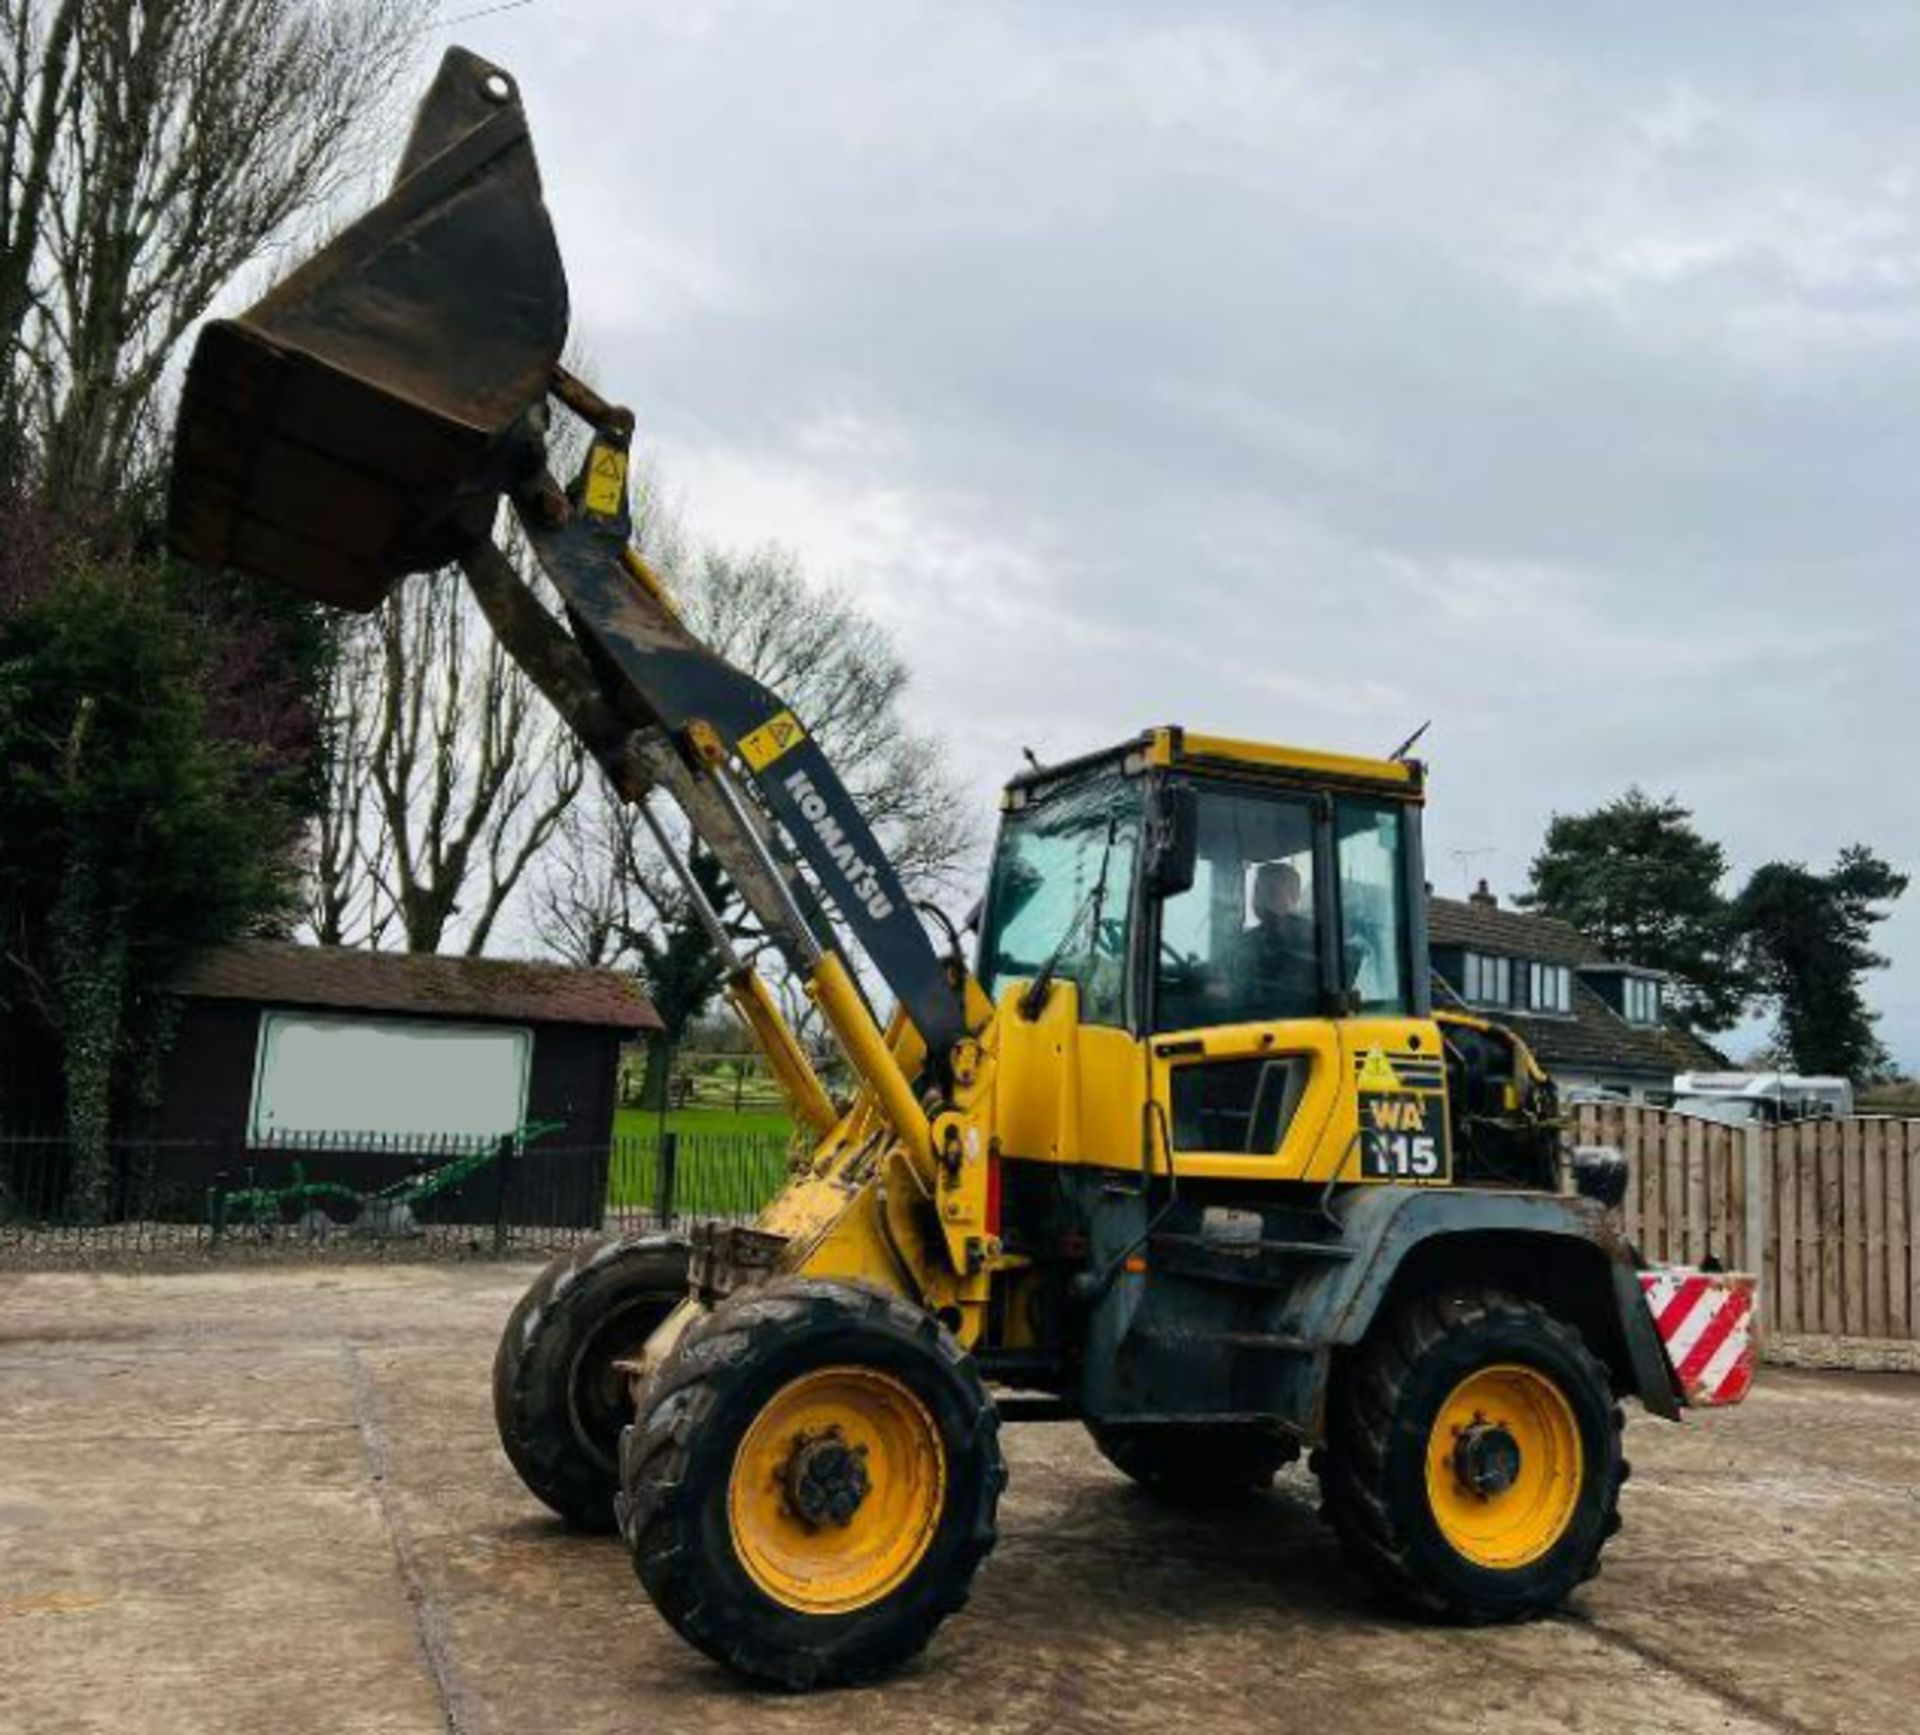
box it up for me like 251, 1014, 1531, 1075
177, 941, 661, 1033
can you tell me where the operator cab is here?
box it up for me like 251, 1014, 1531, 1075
977, 727, 1428, 1038
974, 727, 1442, 1179
972, 727, 1558, 1187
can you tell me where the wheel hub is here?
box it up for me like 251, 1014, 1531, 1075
1452, 1417, 1524, 1499
728, 1363, 948, 1616
783, 1425, 872, 1528
1425, 1364, 1585, 1570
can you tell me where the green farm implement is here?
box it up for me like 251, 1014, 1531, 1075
210, 1120, 565, 1241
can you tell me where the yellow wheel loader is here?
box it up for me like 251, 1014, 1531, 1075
169, 49, 1693, 1691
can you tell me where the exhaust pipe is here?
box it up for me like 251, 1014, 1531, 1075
167, 48, 569, 610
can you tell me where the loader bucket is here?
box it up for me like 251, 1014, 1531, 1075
167, 48, 568, 610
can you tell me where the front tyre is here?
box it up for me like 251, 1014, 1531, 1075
492, 1235, 689, 1532
618, 1279, 1005, 1690
1316, 1288, 1624, 1622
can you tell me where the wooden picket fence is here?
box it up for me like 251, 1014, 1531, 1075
1573, 1104, 1920, 1343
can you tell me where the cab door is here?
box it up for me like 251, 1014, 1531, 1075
1142, 780, 1342, 1182
1142, 777, 1431, 1185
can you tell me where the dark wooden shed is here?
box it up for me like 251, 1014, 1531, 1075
149, 941, 659, 1224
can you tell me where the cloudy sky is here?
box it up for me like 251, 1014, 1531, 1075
446, 1, 1919, 1068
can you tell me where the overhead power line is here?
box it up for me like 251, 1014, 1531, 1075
436, 0, 539, 28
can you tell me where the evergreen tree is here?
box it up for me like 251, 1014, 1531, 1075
1735, 848, 1907, 1081
1518, 789, 1748, 1031
0, 554, 309, 1204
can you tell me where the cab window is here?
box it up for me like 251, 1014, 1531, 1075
1336, 799, 1409, 1014
978, 769, 1140, 1027
1153, 789, 1318, 1032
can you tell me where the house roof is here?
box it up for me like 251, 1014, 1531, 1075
1428, 896, 1603, 966
1464, 980, 1727, 1081
1429, 894, 1725, 1081
177, 941, 661, 1033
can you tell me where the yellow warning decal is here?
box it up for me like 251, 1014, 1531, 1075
1355, 1047, 1403, 1092
583, 445, 628, 517
738, 710, 806, 771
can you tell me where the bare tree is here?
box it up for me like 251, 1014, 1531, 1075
0, 0, 80, 476
306, 562, 588, 956
304, 613, 381, 947
530, 779, 642, 969
0, 0, 417, 501
311, 430, 650, 961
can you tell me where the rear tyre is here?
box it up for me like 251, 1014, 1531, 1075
618, 1278, 1005, 1690
1088, 1422, 1297, 1501
492, 1235, 689, 1532
1316, 1287, 1624, 1622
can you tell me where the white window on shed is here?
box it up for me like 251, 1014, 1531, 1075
249, 1013, 532, 1148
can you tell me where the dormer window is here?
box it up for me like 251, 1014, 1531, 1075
1622, 975, 1661, 1025
1528, 962, 1572, 1015
1463, 951, 1511, 1007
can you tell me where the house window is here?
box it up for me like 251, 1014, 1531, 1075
1528, 962, 1572, 1015
1622, 976, 1661, 1025
1463, 952, 1511, 1007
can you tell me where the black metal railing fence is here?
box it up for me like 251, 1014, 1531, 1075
0, 1125, 796, 1264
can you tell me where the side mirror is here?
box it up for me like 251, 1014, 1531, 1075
1144, 780, 1198, 900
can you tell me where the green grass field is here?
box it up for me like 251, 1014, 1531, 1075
605, 1106, 796, 1215
612, 1106, 794, 1142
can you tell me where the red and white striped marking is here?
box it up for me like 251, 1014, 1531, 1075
1640, 1267, 1756, 1407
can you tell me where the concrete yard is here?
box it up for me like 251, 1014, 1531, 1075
2, 1263, 1916, 1735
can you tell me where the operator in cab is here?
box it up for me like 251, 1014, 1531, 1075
1232, 859, 1319, 1017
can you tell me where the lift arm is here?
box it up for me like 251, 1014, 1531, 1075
458, 525, 941, 1158
512, 442, 967, 1067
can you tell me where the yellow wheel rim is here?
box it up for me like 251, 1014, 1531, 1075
1424, 1363, 1583, 1570
728, 1366, 947, 1616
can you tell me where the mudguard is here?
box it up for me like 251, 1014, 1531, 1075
1306, 1186, 1680, 1422
1075, 1178, 1680, 1437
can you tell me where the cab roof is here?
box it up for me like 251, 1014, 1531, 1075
1004, 726, 1425, 804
